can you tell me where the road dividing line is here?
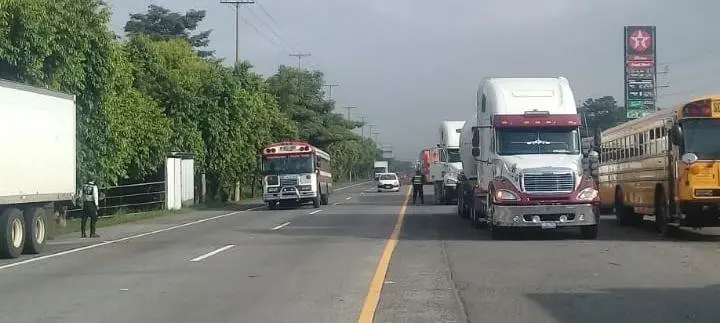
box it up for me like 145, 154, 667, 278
271, 222, 291, 230
190, 244, 236, 262
335, 181, 372, 191
309, 209, 323, 215
0, 205, 267, 271
357, 186, 412, 323
346, 197, 352, 200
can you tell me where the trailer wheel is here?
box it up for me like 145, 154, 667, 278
0, 208, 26, 259
23, 207, 47, 254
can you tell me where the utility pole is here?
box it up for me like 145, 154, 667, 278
344, 106, 357, 120
289, 53, 311, 69
324, 83, 339, 101
220, 0, 255, 64
360, 115, 368, 137
366, 123, 376, 138
372, 130, 380, 144
655, 64, 670, 110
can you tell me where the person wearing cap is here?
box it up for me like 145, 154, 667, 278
81, 180, 100, 238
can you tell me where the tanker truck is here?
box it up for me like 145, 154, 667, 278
460, 76, 600, 239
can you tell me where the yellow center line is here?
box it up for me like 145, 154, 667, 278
357, 185, 412, 323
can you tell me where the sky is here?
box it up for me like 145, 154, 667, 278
107, 0, 720, 161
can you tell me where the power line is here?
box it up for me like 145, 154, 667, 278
255, 1, 280, 29
219, 0, 255, 64
344, 106, 357, 120
246, 6, 298, 52
236, 8, 291, 53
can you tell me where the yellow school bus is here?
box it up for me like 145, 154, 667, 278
597, 95, 720, 236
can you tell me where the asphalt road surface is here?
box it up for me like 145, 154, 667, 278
1, 183, 720, 323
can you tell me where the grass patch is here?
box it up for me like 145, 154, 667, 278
56, 209, 189, 236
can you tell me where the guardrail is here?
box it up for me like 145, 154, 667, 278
67, 181, 166, 218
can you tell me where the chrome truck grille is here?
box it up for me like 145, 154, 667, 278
280, 178, 298, 187
522, 172, 575, 193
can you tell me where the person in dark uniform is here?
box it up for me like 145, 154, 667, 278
81, 181, 100, 238
411, 169, 424, 204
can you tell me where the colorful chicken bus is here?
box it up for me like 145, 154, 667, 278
261, 141, 332, 210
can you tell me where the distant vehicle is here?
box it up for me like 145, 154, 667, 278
598, 95, 720, 236
374, 160, 389, 180
376, 173, 401, 192
429, 120, 466, 204
419, 147, 441, 184
460, 76, 600, 239
261, 141, 332, 209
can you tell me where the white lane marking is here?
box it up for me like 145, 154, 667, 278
334, 181, 372, 191
309, 209, 323, 215
190, 244, 236, 262
333, 202, 340, 206
0, 205, 266, 271
271, 222, 291, 230
346, 197, 352, 200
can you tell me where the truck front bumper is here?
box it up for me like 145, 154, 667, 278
264, 187, 317, 202
492, 203, 598, 228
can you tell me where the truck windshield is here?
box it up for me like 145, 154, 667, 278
681, 119, 720, 159
374, 167, 387, 173
446, 148, 461, 163
262, 155, 314, 175
496, 127, 580, 155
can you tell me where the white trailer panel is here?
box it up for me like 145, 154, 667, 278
0, 80, 76, 204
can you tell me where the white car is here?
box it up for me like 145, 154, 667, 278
376, 173, 401, 192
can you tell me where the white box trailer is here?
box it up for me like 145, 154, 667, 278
0, 79, 77, 258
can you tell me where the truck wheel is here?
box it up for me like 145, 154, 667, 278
23, 207, 46, 254
312, 197, 321, 208
0, 208, 26, 259
268, 202, 278, 210
580, 225, 598, 239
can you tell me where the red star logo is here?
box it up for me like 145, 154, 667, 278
629, 29, 652, 53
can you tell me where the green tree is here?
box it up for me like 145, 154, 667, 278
0, 0, 170, 186
578, 96, 627, 135
124, 5, 214, 58
267, 65, 374, 181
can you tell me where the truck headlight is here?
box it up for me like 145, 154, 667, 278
576, 188, 598, 201
494, 189, 519, 201
267, 187, 280, 193
299, 185, 312, 191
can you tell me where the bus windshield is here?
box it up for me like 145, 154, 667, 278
496, 127, 581, 155
682, 119, 720, 159
446, 148, 461, 163
262, 155, 314, 175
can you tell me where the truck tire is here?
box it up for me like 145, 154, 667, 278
0, 208, 26, 259
23, 207, 46, 254
312, 196, 321, 208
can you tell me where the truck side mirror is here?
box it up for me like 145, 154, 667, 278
471, 147, 480, 157
669, 124, 683, 146
471, 127, 480, 147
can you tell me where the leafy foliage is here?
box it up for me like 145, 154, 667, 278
124, 5, 214, 58
0, 1, 375, 200
578, 96, 627, 135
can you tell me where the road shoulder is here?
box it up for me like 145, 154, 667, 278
374, 204, 467, 323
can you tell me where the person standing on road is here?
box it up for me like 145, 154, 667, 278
81, 180, 100, 238
411, 169, 424, 204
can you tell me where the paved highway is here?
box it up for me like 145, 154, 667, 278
1, 183, 719, 322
